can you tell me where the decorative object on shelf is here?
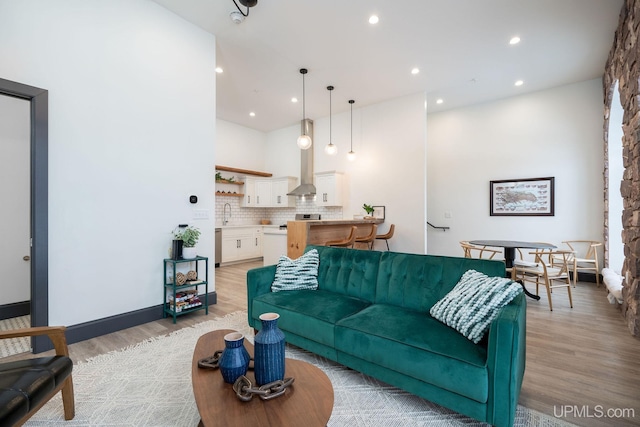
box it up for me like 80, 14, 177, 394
363, 203, 375, 218
176, 272, 186, 286
171, 238, 183, 260
254, 312, 286, 386
186, 270, 198, 281
219, 332, 251, 384
325, 85, 337, 155
296, 68, 312, 150
174, 225, 200, 259
347, 99, 356, 161
372, 205, 386, 220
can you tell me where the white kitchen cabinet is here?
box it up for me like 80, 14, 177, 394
271, 177, 298, 207
241, 177, 256, 207
255, 180, 272, 207
315, 172, 344, 206
221, 227, 263, 263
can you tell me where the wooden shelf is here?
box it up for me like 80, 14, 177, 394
215, 192, 244, 197
215, 165, 272, 177
216, 179, 244, 186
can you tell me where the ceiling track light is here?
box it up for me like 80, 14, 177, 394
296, 68, 312, 150
325, 86, 337, 155
347, 99, 356, 161
231, 0, 258, 17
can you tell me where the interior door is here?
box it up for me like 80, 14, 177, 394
0, 94, 31, 316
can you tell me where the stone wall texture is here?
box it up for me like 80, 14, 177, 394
604, 0, 640, 338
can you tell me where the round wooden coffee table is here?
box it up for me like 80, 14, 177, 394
192, 329, 334, 427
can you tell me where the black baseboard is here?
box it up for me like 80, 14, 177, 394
35, 291, 217, 353
0, 301, 30, 320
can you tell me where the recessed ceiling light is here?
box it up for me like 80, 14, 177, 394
509, 36, 521, 45
436, 99, 444, 104
249, 112, 256, 117
291, 97, 298, 103
369, 15, 379, 24
411, 68, 420, 75
515, 80, 524, 86
215, 67, 223, 73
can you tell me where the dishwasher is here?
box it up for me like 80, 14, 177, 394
215, 228, 221, 267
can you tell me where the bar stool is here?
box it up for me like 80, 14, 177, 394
325, 226, 357, 248
355, 224, 377, 250
375, 224, 395, 251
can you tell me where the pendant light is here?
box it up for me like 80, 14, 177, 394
347, 99, 356, 161
296, 68, 312, 150
325, 85, 337, 155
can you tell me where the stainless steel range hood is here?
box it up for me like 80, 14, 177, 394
287, 119, 316, 196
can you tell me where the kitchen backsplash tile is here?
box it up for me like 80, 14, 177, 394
215, 196, 342, 226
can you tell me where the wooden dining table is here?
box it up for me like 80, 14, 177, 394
468, 240, 557, 300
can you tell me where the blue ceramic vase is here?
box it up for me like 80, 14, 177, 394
254, 312, 286, 386
219, 332, 251, 384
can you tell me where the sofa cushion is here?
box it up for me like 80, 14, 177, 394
271, 249, 319, 292
335, 304, 490, 403
430, 269, 522, 344
308, 246, 381, 302
252, 289, 371, 348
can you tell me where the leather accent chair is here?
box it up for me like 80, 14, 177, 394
0, 326, 75, 426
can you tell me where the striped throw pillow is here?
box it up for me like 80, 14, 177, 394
429, 269, 522, 344
271, 249, 319, 292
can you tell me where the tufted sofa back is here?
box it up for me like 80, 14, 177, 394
307, 245, 506, 312
307, 245, 381, 302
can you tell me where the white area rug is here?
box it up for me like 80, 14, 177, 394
25, 311, 574, 426
0, 315, 31, 357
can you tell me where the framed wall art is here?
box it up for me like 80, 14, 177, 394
490, 177, 554, 216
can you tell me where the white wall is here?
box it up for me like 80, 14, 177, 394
264, 93, 428, 254
219, 93, 428, 254
0, 0, 217, 325
427, 79, 604, 259
216, 119, 267, 172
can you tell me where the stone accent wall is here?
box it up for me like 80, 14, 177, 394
603, 0, 640, 338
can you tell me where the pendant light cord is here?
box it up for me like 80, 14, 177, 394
349, 99, 354, 151
329, 87, 332, 143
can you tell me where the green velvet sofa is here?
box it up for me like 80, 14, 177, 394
247, 245, 526, 427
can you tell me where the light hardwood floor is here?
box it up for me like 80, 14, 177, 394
17, 260, 640, 426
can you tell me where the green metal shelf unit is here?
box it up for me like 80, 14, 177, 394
163, 256, 209, 324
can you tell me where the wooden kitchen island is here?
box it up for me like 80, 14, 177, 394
287, 219, 384, 259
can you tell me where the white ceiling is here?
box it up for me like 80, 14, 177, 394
152, 0, 623, 133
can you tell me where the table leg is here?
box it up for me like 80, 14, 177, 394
504, 247, 515, 268
503, 248, 541, 300
515, 279, 541, 300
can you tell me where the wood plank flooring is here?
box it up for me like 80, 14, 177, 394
12, 260, 640, 426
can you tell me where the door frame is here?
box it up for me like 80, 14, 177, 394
0, 78, 48, 353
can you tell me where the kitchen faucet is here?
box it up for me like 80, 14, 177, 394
223, 203, 231, 226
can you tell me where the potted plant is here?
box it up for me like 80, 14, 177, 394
363, 204, 375, 219
180, 226, 201, 259
172, 225, 201, 259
